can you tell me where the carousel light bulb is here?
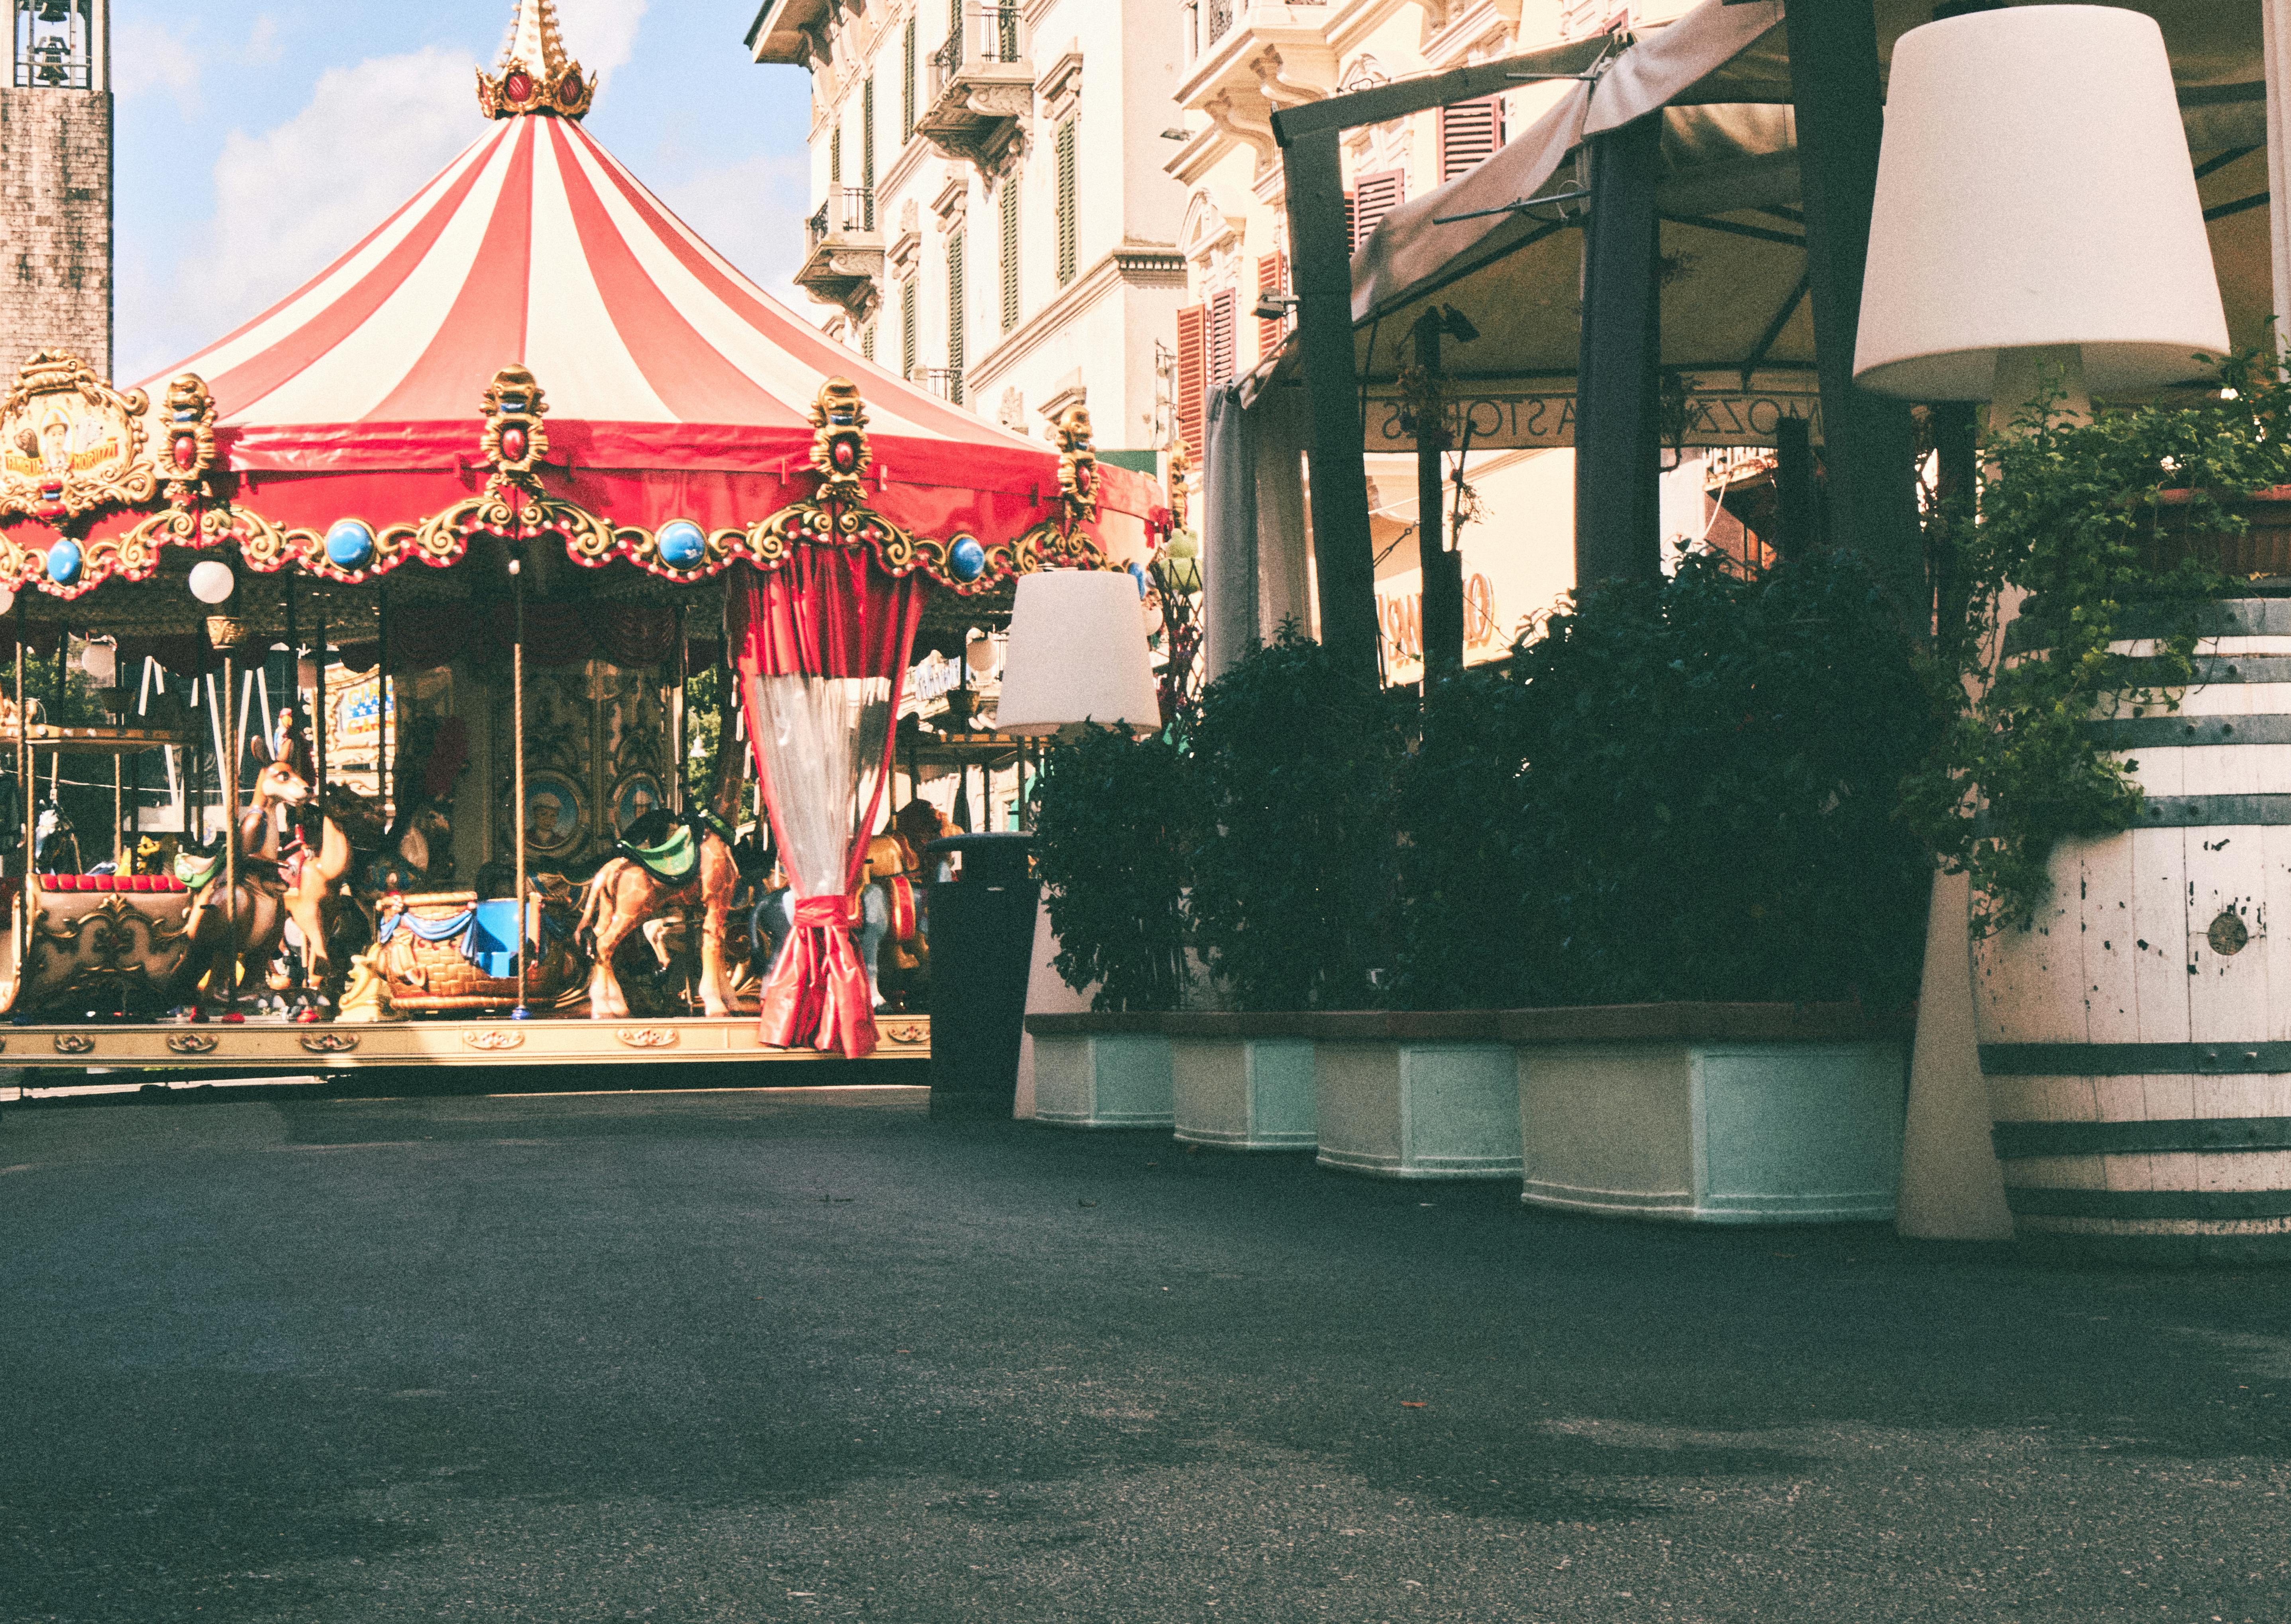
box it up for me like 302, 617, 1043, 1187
508, 558, 522, 577
188, 560, 235, 604
0, 586, 15, 617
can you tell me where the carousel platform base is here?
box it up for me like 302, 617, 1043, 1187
0, 1013, 931, 1071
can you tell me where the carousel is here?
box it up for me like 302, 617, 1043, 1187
0, 1, 1158, 1074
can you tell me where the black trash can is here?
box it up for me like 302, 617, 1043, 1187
925, 832, 1039, 1119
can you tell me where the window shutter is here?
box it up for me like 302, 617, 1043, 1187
1255, 252, 1289, 357
901, 282, 918, 378
1437, 97, 1503, 182
1054, 119, 1078, 286
1208, 288, 1237, 385
1176, 304, 1207, 463
1351, 169, 1405, 250
1343, 190, 1357, 253
862, 77, 876, 226
830, 122, 842, 186
903, 16, 917, 139
861, 322, 876, 362
948, 230, 966, 402
1000, 178, 1021, 333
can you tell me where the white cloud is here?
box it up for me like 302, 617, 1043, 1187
654, 151, 810, 306
112, 20, 203, 114
536, 0, 646, 82
132, 47, 479, 380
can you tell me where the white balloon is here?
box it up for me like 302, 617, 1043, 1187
0, 586, 15, 617
188, 559, 235, 604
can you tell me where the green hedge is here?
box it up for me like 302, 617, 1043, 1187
1032, 549, 1937, 1013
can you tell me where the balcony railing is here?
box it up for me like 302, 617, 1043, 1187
929, 5, 1023, 101
1186, 0, 1326, 61
913, 367, 964, 406
806, 186, 877, 250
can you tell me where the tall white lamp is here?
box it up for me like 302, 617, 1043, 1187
1854, 4, 2229, 424
994, 568, 1161, 737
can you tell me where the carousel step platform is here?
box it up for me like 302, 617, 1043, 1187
0, 1014, 931, 1069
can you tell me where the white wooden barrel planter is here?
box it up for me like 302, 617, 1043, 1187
1977, 595, 2291, 1261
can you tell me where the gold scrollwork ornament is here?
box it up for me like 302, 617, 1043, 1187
158, 374, 220, 506
809, 377, 873, 501
0, 351, 155, 522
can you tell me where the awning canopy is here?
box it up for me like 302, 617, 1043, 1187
1339, 0, 2268, 450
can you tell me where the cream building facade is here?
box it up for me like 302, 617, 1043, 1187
748, 0, 1191, 473
1165, 0, 1702, 682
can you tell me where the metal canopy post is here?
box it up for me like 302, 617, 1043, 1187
1276, 126, 1382, 684
1411, 307, 1469, 671
1574, 113, 1665, 588
1785, 0, 1924, 622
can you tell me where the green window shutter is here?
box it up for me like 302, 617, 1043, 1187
1000, 178, 1020, 333
861, 78, 876, 226
861, 322, 876, 363
948, 230, 966, 402
830, 122, 842, 186
901, 282, 918, 378
1054, 119, 1078, 286
903, 18, 917, 139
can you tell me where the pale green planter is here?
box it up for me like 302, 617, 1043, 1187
1168, 1018, 1316, 1151
1025, 1016, 1174, 1128
1313, 1018, 1523, 1179
1509, 1005, 1909, 1225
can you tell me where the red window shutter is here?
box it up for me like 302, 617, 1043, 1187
1208, 288, 1237, 386
1255, 252, 1290, 356
1352, 169, 1405, 251
1437, 97, 1504, 182
1176, 304, 1207, 463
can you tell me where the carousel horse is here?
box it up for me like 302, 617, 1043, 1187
574, 775, 744, 1020
171, 738, 355, 1015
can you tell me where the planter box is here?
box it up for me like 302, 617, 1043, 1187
1309, 1015, 1523, 1179
1509, 1005, 1910, 1225
1165, 1014, 1315, 1151
1024, 1014, 1173, 1128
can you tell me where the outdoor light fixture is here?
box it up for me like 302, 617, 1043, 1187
77, 637, 116, 690
1853, 4, 2227, 415
187, 559, 236, 604
993, 569, 1161, 737
1252, 295, 1299, 323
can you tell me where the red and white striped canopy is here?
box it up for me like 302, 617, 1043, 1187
134, 105, 1156, 545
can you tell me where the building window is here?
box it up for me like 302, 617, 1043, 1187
903, 16, 918, 139
830, 121, 842, 186
1175, 304, 1206, 462
1437, 97, 1504, 181
861, 76, 876, 227
902, 282, 918, 378
1000, 177, 1021, 333
1054, 118, 1078, 286
948, 229, 966, 404
1351, 169, 1404, 251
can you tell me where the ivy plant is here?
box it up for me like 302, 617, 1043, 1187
1900, 350, 2290, 935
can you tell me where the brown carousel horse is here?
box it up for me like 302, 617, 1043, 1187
574, 769, 743, 1019
173, 736, 356, 1015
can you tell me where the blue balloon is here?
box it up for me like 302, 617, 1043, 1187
657, 519, 707, 568
325, 519, 376, 569
45, 539, 80, 584
948, 535, 987, 583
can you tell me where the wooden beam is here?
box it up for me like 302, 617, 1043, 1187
1786, 0, 1923, 622
1574, 114, 1665, 588
1270, 39, 1610, 144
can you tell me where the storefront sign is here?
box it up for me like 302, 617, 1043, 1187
1365, 387, 1823, 453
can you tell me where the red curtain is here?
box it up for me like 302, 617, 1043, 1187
730, 551, 927, 1057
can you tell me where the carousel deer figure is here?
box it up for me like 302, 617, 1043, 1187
173, 735, 355, 1016
574, 759, 744, 1020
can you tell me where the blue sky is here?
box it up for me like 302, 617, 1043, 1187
114, 0, 817, 384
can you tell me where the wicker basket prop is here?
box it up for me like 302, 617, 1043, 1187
373, 890, 584, 1014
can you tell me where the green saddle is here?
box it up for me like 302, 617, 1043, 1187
617, 821, 698, 883
174, 847, 224, 893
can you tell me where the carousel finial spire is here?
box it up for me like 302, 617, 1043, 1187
476, 0, 596, 121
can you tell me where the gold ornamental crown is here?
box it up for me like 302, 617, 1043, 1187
476, 0, 595, 120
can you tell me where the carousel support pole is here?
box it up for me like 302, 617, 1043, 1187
219, 635, 238, 1020
378, 583, 391, 824
511, 555, 529, 1020
314, 604, 328, 797
670, 604, 687, 815
14, 596, 27, 1008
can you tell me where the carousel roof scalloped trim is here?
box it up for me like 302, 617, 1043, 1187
0, 356, 1108, 602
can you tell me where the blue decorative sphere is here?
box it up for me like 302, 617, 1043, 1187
325, 519, 376, 569
948, 535, 987, 583
45, 539, 80, 585
657, 519, 707, 569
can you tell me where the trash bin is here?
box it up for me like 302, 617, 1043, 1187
925, 832, 1038, 1118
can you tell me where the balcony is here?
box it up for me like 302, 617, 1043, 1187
793, 185, 883, 320
912, 367, 964, 406
1172, 3, 1335, 174
915, 5, 1030, 174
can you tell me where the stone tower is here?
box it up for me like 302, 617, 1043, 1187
0, 0, 110, 378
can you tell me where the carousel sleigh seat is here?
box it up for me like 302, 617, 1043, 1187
374, 891, 584, 1014
8, 873, 195, 1018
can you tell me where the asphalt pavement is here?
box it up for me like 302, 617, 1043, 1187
2, 1078, 2287, 1622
